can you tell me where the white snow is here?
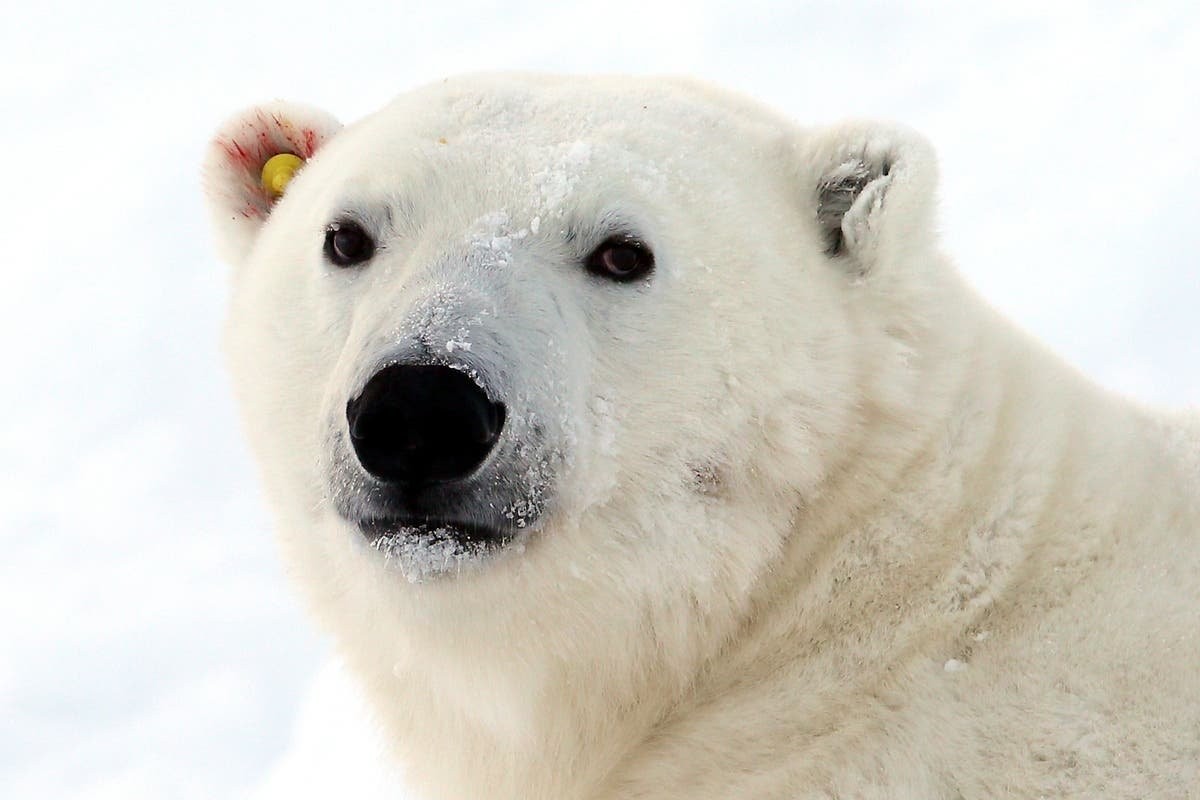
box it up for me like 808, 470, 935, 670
3, 3, 1198, 799
372, 525, 492, 584
532, 140, 593, 216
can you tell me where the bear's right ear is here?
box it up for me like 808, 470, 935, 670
202, 101, 342, 266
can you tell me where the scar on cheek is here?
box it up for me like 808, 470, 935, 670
690, 462, 727, 497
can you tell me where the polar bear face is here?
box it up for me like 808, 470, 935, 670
205, 74, 938, 642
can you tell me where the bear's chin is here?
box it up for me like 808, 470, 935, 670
354, 516, 523, 584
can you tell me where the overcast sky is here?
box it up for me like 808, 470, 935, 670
2, 2, 1197, 798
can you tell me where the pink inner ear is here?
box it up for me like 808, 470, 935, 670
215, 111, 329, 219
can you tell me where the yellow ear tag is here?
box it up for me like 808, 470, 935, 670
261, 153, 305, 198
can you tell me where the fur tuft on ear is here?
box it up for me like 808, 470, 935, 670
202, 101, 342, 266
802, 122, 938, 278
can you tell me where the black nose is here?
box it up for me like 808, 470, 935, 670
346, 364, 506, 487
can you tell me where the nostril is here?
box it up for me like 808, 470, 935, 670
481, 403, 505, 445
468, 398, 506, 444
346, 364, 506, 486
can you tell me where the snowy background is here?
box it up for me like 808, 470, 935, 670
3, 2, 1197, 798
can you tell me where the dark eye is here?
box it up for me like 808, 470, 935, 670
586, 237, 654, 282
324, 221, 375, 267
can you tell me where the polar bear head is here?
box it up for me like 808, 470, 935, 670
204, 74, 943, 676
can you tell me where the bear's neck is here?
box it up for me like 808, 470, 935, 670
362, 277, 1152, 800
595, 285, 1162, 798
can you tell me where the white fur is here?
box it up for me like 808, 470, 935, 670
204, 74, 1200, 798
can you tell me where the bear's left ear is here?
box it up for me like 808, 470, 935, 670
799, 122, 938, 278
202, 101, 342, 266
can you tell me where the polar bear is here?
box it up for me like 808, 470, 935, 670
203, 74, 1200, 799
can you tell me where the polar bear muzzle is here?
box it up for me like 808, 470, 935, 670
326, 340, 553, 581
